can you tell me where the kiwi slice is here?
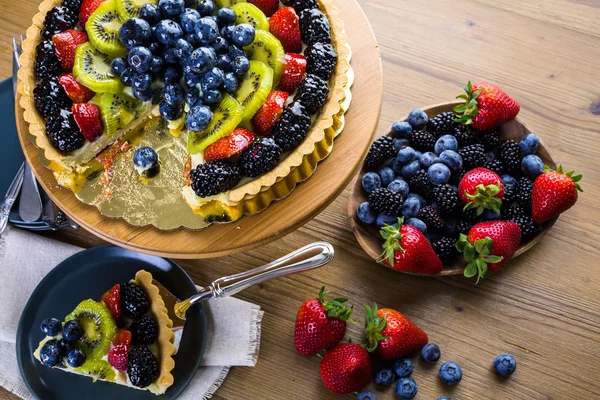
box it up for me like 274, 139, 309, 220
234, 60, 273, 122
116, 0, 156, 20
231, 3, 269, 31
215, 0, 246, 8
243, 30, 284, 86
86, 0, 126, 58
73, 43, 124, 93
93, 92, 144, 136
74, 360, 116, 382
187, 94, 243, 154
64, 299, 117, 360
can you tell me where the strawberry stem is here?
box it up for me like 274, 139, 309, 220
456, 235, 503, 283
544, 164, 583, 192
319, 286, 356, 323
464, 183, 503, 215
378, 217, 405, 267
363, 303, 389, 353
453, 81, 482, 125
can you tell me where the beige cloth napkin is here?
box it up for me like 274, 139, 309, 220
0, 226, 263, 400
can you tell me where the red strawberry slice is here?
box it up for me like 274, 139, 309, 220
101, 284, 121, 321
279, 53, 306, 93
249, 0, 279, 16
52, 29, 88, 72
204, 128, 255, 162
79, 0, 106, 26
72, 103, 103, 142
58, 73, 95, 102
269, 7, 302, 53
252, 91, 289, 133
107, 329, 131, 372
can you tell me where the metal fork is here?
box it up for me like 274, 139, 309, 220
0, 163, 25, 236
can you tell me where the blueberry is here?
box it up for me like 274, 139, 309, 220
397, 146, 416, 164
388, 179, 409, 198
174, 38, 193, 61
394, 138, 410, 151
357, 393, 377, 400
139, 3, 161, 25
485, 151, 496, 163
163, 46, 179, 64
133, 72, 152, 91
375, 368, 395, 386
159, 101, 184, 120
148, 41, 160, 53
405, 218, 427, 233
185, 32, 200, 46
378, 167, 395, 186
501, 174, 517, 188
133, 85, 152, 102
434, 134, 458, 154
185, 105, 213, 131
111, 57, 128, 75
150, 55, 164, 72
66, 348, 86, 368
229, 45, 246, 59
155, 19, 183, 46
185, 87, 202, 107
159, 0, 184, 16
221, 25, 235, 40
231, 23, 255, 47
407, 109, 428, 130
162, 66, 182, 83
212, 37, 230, 56
422, 343, 441, 363
56, 338, 71, 355
119, 18, 152, 49
521, 154, 544, 179
401, 160, 421, 179
62, 320, 83, 341
196, 0, 215, 16
357, 202, 377, 224
437, 397, 451, 400
201, 67, 224, 90
420, 151, 439, 170
414, 151, 422, 159
439, 361, 462, 385
401, 197, 421, 219
395, 377, 418, 400
120, 68, 135, 86
195, 16, 219, 45
377, 213, 398, 227
185, 71, 202, 88
180, 8, 201, 33
407, 193, 427, 208
520, 133, 539, 155
203, 88, 222, 104
217, 7, 237, 26
41, 318, 61, 337
391, 121, 412, 138
39, 340, 61, 367
163, 83, 185, 105
484, 210, 501, 220
222, 72, 238, 93
216, 54, 232, 71
428, 163, 451, 185
493, 353, 516, 377
393, 358, 413, 378
133, 146, 159, 172
362, 172, 381, 193
188, 46, 216, 74
439, 150, 463, 171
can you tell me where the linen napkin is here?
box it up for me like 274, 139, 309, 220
0, 226, 263, 400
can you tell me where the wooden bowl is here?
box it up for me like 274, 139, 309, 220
348, 101, 558, 276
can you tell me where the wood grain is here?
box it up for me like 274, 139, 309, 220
2, 0, 600, 399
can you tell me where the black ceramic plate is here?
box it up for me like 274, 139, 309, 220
16, 246, 207, 400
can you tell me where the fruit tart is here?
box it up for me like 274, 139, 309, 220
18, 0, 351, 223
34, 271, 176, 394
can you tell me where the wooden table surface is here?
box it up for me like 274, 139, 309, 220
2, 0, 600, 399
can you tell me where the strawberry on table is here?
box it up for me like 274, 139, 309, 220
454, 81, 520, 130
107, 329, 131, 372
72, 102, 103, 142
319, 343, 372, 394
52, 29, 88, 72
531, 165, 583, 223
294, 286, 354, 356
457, 220, 521, 282
252, 91, 289, 133
204, 128, 255, 162
249, 0, 279, 17
58, 73, 95, 102
279, 53, 307, 93
79, 0, 106, 26
269, 7, 302, 53
458, 167, 505, 215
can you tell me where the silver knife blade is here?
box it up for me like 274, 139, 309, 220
18, 163, 43, 222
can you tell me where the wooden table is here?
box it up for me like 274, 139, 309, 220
2, 0, 600, 399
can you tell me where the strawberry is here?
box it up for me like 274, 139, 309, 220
204, 128, 255, 162
379, 217, 443, 274
319, 343, 372, 394
279, 53, 307, 93
454, 81, 520, 130
252, 91, 289, 133
457, 221, 521, 282
101, 284, 121, 321
72, 103, 103, 142
107, 329, 131, 372
79, 0, 106, 26
531, 165, 583, 223
58, 73, 95, 102
249, 0, 279, 16
458, 167, 505, 215
52, 29, 88, 72
269, 7, 302, 53
294, 286, 355, 356
364, 304, 428, 361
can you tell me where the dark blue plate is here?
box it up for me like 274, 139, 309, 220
16, 246, 207, 400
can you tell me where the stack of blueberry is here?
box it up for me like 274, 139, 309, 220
112, 0, 255, 132
38, 317, 86, 368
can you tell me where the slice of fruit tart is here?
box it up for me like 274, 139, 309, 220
34, 271, 176, 394
18, 0, 350, 222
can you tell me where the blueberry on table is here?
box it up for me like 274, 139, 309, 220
128, 46, 154, 73
394, 138, 409, 151
40, 318, 61, 337
375, 368, 395, 386
118, 18, 152, 49
421, 343, 441, 363
111, 57, 128, 75
420, 151, 440, 170
501, 174, 517, 188
188, 47, 217, 74
139, 3, 161, 25
133, 147, 159, 173
163, 83, 185, 105
407, 193, 426, 207
362, 172, 381, 194
428, 163, 451, 185
393, 358, 413, 378
155, 19, 184, 46
405, 218, 427, 234
160, 101, 184, 121
133, 73, 152, 91
401, 160, 421, 179
392, 121, 412, 138
185, 105, 213, 132
520, 133, 539, 155
231, 23, 256, 47
493, 353, 516, 377
180, 8, 201, 33
397, 146, 417, 164
388, 179, 409, 198
357, 202, 377, 225
407, 109, 428, 130
158, 0, 184, 16
378, 167, 395, 187
439, 150, 463, 171
62, 320, 82, 341
439, 361, 463, 385
120, 68, 135, 86
66, 348, 86, 368
401, 197, 421, 219
521, 154, 544, 179
395, 377, 418, 399
217, 7, 237, 26
195, 16, 219, 45
40, 340, 61, 367
434, 134, 458, 154
357, 393, 377, 400
196, 0, 215, 16
222, 72, 238, 93
201, 67, 224, 90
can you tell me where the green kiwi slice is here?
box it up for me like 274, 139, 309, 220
64, 299, 117, 360
231, 3, 269, 31
214, 0, 246, 9
116, 0, 157, 20
73, 43, 124, 93
234, 60, 273, 122
85, 0, 126, 58
74, 360, 116, 382
243, 30, 284, 86
187, 94, 243, 154
93, 92, 144, 136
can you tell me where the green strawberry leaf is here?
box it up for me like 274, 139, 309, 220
464, 261, 477, 278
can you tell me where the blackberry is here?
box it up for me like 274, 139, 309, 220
284, 0, 318, 13
273, 102, 311, 151
426, 111, 456, 138
453, 125, 478, 147
120, 282, 149, 319
46, 110, 84, 153
130, 315, 158, 345
484, 159, 504, 175
457, 219, 474, 235
368, 188, 403, 216
502, 184, 517, 204
504, 204, 538, 241
409, 130, 435, 152
62, 0, 83, 13
297, 74, 329, 114
451, 168, 467, 185
516, 177, 533, 208
34, 76, 72, 118
190, 161, 241, 197
127, 346, 159, 388
433, 184, 458, 214
409, 170, 434, 200
41, 6, 77, 39
499, 140, 521, 173
457, 206, 478, 222
458, 144, 485, 170
364, 136, 396, 168
35, 40, 63, 80
417, 205, 445, 231
239, 138, 282, 178
305, 42, 337, 81
432, 236, 459, 264
479, 128, 499, 151
299, 9, 331, 45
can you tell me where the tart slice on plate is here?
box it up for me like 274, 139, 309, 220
34, 270, 176, 395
